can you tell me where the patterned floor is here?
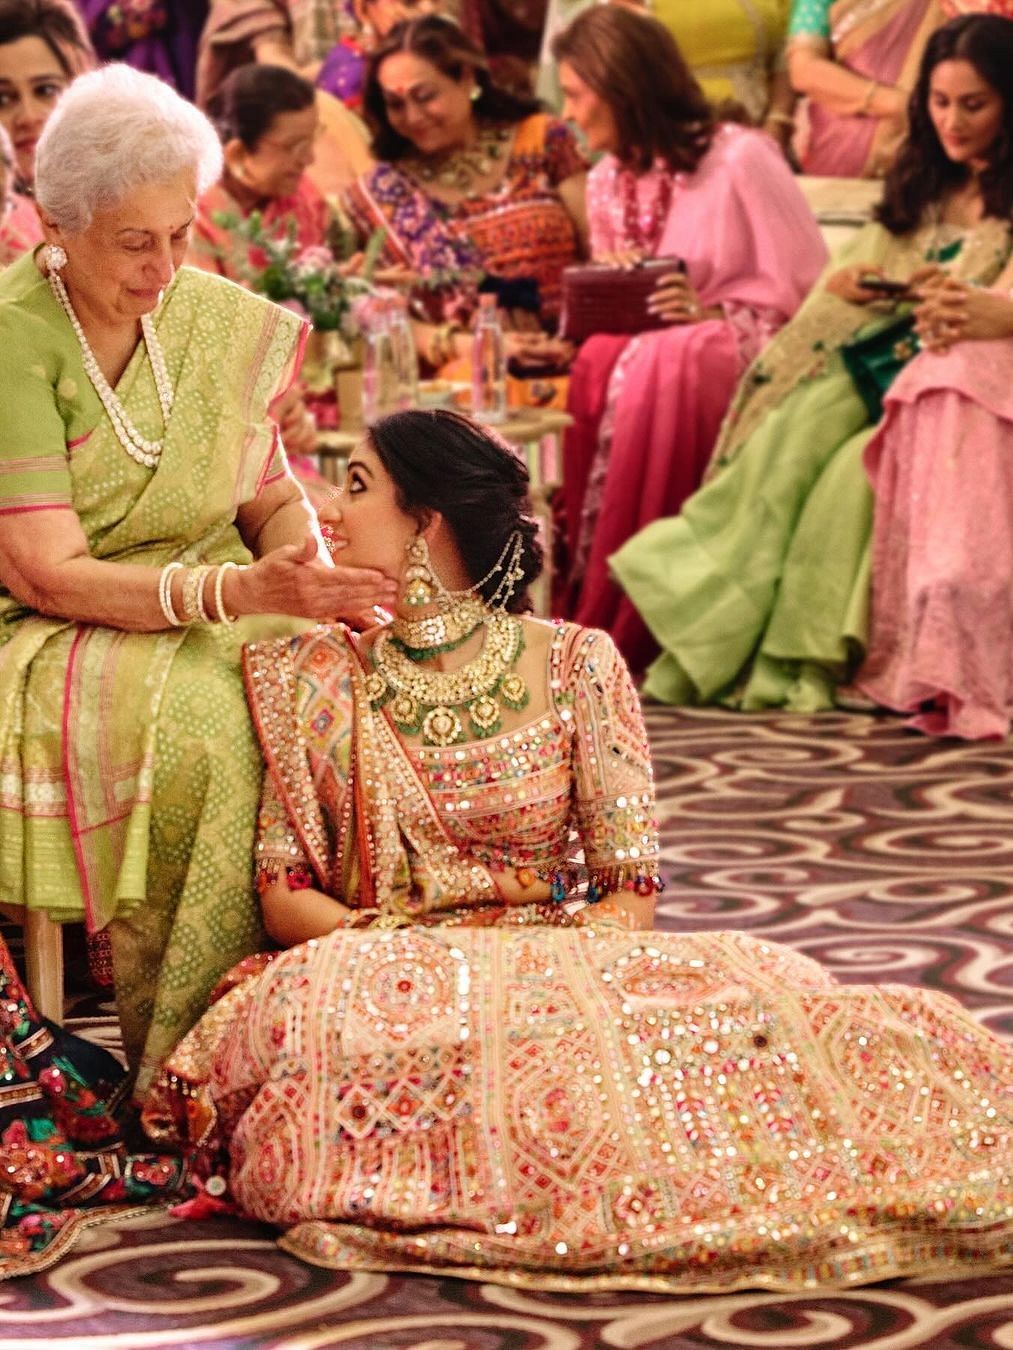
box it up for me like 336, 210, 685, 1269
4, 704, 1013, 1348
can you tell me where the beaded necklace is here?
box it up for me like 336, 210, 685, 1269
618, 161, 677, 253
47, 260, 174, 469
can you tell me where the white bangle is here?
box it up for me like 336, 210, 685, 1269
214, 561, 241, 624
158, 561, 185, 627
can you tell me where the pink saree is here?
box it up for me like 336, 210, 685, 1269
858, 335, 1013, 739
558, 126, 826, 671
798, 0, 944, 178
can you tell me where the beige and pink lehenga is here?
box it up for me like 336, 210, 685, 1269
146, 621, 1013, 1292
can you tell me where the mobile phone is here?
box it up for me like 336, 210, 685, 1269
858, 275, 912, 297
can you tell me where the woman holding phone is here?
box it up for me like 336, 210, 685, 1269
551, 5, 825, 670
613, 13, 1013, 716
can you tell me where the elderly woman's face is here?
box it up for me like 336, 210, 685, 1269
47, 169, 196, 325
558, 61, 618, 155
232, 103, 319, 200
0, 36, 70, 186
378, 52, 475, 157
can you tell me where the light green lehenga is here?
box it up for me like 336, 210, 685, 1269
0, 255, 304, 1094
612, 218, 1013, 712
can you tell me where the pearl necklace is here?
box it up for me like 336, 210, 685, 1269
47, 268, 175, 469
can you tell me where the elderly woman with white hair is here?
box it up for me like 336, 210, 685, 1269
0, 63, 398, 1099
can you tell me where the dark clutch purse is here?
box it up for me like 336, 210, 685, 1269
559, 257, 686, 342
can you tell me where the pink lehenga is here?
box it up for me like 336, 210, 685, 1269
145, 621, 1013, 1292
557, 126, 827, 671
857, 337, 1013, 738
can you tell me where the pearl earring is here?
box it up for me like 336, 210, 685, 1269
469, 86, 481, 102
45, 244, 67, 273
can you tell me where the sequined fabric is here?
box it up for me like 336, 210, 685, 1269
149, 926, 1013, 1291
244, 620, 662, 919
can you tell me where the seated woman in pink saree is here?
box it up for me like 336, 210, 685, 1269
144, 410, 1013, 1293
552, 7, 826, 672
786, 0, 1009, 179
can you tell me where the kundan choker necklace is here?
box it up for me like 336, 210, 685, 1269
390, 596, 487, 659
367, 610, 529, 747
45, 245, 174, 469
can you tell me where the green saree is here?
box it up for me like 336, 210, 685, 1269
612, 217, 1013, 712
0, 253, 304, 1094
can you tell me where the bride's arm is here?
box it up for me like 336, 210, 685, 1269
567, 629, 662, 928
255, 770, 353, 946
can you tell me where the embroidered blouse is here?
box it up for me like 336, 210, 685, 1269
254, 622, 662, 910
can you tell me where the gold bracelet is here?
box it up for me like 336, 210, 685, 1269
764, 111, 795, 128
860, 79, 879, 116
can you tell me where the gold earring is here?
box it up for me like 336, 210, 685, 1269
404, 535, 437, 607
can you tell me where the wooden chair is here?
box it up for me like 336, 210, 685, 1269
23, 910, 64, 1022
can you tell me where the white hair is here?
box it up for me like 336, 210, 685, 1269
35, 64, 223, 234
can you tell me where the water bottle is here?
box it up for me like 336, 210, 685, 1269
361, 301, 398, 424
471, 293, 507, 425
388, 294, 419, 410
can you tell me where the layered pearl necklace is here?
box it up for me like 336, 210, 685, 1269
46, 252, 175, 469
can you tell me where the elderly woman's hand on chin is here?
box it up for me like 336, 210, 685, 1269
233, 531, 397, 627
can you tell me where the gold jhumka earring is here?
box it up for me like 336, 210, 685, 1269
365, 531, 531, 747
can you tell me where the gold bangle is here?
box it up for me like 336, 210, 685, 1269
860, 79, 879, 116
181, 565, 214, 625
764, 111, 795, 128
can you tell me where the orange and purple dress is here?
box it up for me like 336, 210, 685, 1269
344, 113, 586, 330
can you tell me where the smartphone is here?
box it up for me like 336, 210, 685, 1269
858, 275, 913, 297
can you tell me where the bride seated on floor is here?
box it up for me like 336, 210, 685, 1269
136, 411, 1012, 1294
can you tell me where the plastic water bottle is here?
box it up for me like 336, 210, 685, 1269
361, 302, 398, 424
471, 293, 507, 425
388, 294, 419, 410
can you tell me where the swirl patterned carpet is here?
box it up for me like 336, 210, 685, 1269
4, 705, 1013, 1348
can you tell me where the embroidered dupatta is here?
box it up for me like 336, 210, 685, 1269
0, 265, 305, 928
244, 626, 503, 921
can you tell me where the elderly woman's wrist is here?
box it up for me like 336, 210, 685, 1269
222, 562, 256, 619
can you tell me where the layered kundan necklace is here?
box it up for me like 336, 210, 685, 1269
45, 244, 174, 468
368, 610, 529, 746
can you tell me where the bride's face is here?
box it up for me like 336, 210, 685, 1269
324, 440, 420, 580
